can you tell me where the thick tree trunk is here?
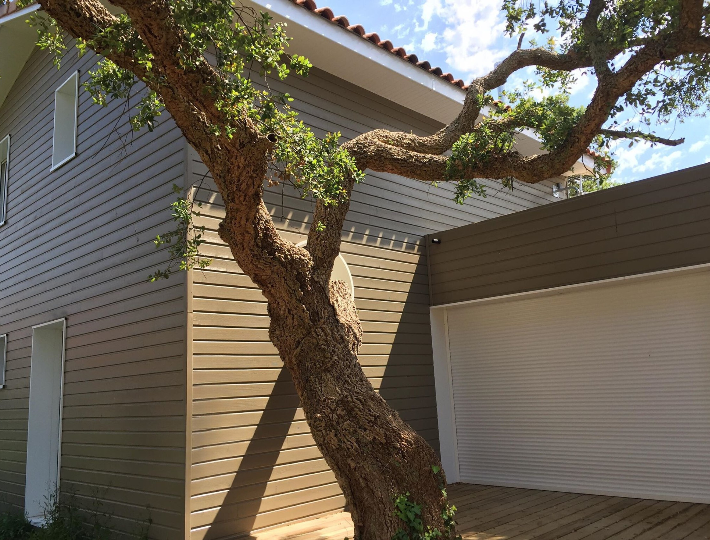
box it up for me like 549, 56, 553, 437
210, 163, 454, 537
267, 280, 452, 539
206, 155, 453, 538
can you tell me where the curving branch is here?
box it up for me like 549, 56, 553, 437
600, 129, 685, 146
343, 0, 710, 195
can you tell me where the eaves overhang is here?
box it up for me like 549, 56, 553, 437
244, 0, 467, 125
0, 2, 40, 109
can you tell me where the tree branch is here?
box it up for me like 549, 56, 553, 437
582, 0, 612, 78
680, 0, 705, 35
600, 129, 685, 146
39, 0, 311, 297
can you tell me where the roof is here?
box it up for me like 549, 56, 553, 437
289, 0, 468, 89
0, 0, 468, 90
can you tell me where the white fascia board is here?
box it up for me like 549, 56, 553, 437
0, 5, 41, 109
0, 2, 39, 24
245, 0, 466, 125
565, 152, 596, 176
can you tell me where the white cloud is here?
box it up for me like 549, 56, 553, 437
414, 0, 510, 80
613, 141, 650, 175
632, 149, 682, 174
689, 137, 709, 153
391, 23, 410, 39
420, 32, 438, 52
569, 71, 593, 98
381, 0, 393, 5
417, 0, 442, 31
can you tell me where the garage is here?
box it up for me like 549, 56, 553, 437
427, 163, 710, 504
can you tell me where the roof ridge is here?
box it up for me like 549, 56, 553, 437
288, 0, 469, 89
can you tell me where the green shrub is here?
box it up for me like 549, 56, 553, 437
0, 511, 34, 540
29, 492, 111, 540
0, 492, 150, 540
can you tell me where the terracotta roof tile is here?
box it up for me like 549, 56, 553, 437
289, 0, 469, 89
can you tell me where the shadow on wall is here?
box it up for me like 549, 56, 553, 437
202, 247, 438, 539
378, 250, 440, 457
203, 368, 299, 539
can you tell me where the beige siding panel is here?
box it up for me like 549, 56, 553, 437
0, 44, 187, 538
188, 67, 557, 538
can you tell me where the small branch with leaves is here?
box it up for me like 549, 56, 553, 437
148, 184, 212, 282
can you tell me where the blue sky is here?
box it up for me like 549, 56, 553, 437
317, 0, 710, 184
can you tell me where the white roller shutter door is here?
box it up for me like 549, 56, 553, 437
445, 268, 710, 503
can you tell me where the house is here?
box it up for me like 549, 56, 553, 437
0, 1, 573, 539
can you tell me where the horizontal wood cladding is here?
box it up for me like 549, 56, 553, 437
427, 163, 710, 306
188, 67, 558, 540
0, 44, 186, 539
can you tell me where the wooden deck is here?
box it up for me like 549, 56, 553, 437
257, 484, 710, 540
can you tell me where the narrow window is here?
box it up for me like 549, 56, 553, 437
25, 320, 66, 523
0, 135, 8, 225
0, 334, 6, 389
51, 71, 79, 170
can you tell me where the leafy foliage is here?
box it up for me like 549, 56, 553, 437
0, 490, 151, 540
446, 89, 613, 204
390, 466, 462, 540
503, 0, 710, 125
148, 184, 211, 282
0, 512, 34, 540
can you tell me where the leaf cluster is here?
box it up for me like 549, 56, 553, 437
148, 184, 212, 282
390, 466, 462, 540
503, 0, 710, 127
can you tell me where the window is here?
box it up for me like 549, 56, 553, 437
52, 71, 79, 170
0, 334, 6, 389
0, 135, 8, 226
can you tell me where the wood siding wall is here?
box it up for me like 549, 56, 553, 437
187, 68, 559, 539
427, 163, 710, 306
0, 44, 187, 539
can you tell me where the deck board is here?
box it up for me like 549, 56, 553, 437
255, 484, 710, 540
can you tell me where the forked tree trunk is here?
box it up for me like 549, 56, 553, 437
210, 156, 454, 537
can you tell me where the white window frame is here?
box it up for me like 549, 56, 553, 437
51, 71, 79, 171
0, 135, 9, 227
0, 334, 7, 389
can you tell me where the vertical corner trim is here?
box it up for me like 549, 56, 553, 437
429, 307, 460, 483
